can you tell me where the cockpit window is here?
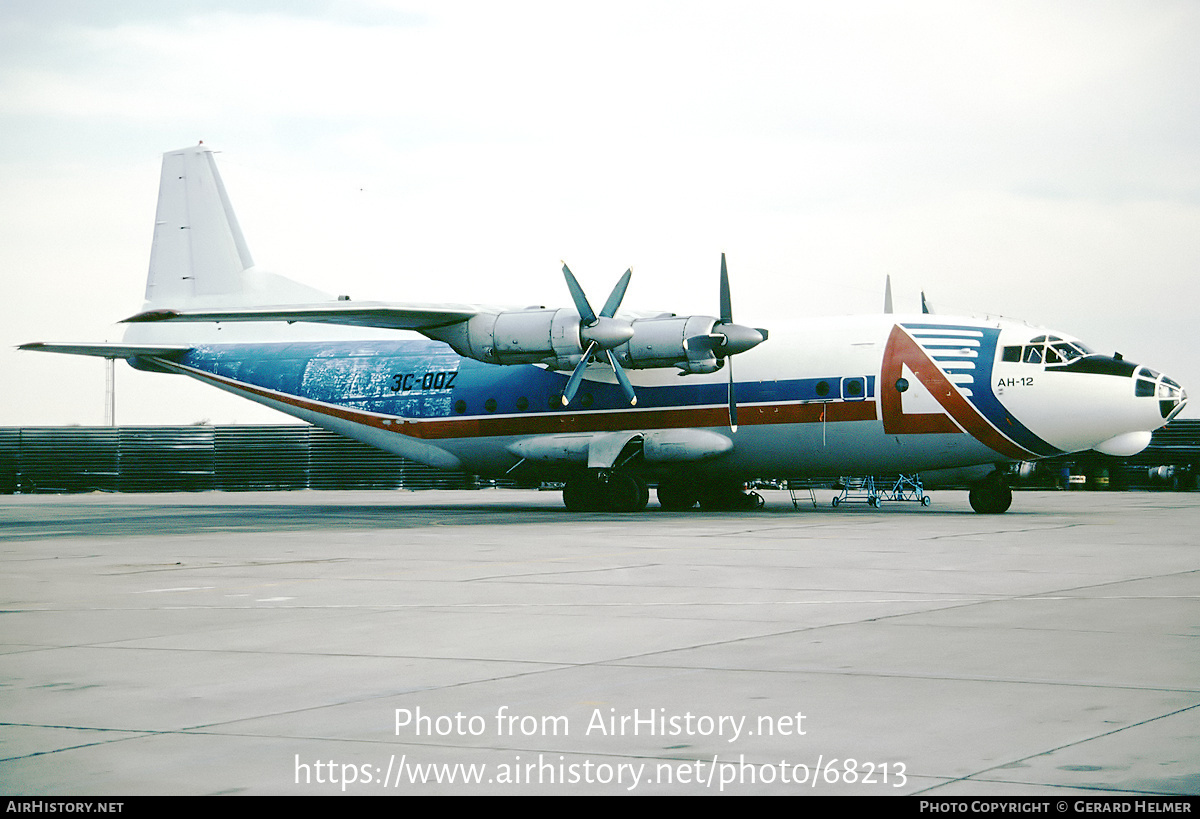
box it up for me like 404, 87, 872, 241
1005, 338, 1096, 366
1160, 378, 1183, 399
1051, 342, 1084, 362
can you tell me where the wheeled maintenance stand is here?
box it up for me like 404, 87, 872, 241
831, 474, 931, 508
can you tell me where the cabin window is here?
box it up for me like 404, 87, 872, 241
454, 400, 467, 414
516, 396, 529, 411
1136, 379, 1156, 397
815, 380, 830, 398
485, 398, 498, 413
1002, 346, 1021, 362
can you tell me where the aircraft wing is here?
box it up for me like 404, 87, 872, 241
123, 302, 480, 331
19, 342, 192, 359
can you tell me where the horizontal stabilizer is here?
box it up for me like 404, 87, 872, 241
123, 302, 479, 331
19, 342, 192, 359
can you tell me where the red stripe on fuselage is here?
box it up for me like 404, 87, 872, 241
880, 325, 1034, 460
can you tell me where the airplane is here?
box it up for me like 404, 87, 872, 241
21, 144, 1189, 514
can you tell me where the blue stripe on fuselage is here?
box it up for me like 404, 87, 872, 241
901, 323, 1061, 457
183, 340, 877, 420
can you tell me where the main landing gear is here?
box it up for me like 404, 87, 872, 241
561, 472, 764, 513
562, 470, 650, 512
969, 471, 1013, 514
654, 476, 763, 511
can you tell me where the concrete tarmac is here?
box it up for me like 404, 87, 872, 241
1, 489, 1197, 796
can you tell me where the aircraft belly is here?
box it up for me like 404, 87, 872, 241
439, 419, 1009, 479
712, 422, 1006, 477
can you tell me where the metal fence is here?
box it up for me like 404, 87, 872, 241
1, 420, 1197, 495
0, 425, 477, 494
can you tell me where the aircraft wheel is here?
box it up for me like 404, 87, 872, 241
563, 472, 604, 512
921, 495, 932, 507
868, 496, 881, 508
831, 496, 840, 507
968, 476, 1013, 514
603, 471, 649, 513
697, 485, 727, 511
698, 482, 763, 512
656, 477, 698, 511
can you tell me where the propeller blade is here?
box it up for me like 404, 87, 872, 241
562, 263, 597, 325
561, 341, 597, 406
727, 358, 738, 432
600, 268, 632, 318
719, 252, 733, 324
606, 350, 637, 406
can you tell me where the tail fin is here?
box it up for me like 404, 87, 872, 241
142, 144, 328, 308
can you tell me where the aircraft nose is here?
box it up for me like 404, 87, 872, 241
1163, 381, 1187, 421
1138, 367, 1187, 421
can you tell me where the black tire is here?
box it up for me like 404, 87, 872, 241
563, 472, 603, 512
969, 483, 1012, 514
698, 482, 763, 512
656, 477, 698, 511
604, 471, 648, 512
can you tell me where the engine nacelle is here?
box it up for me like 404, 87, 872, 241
428, 310, 726, 374
428, 308, 587, 368
614, 315, 723, 374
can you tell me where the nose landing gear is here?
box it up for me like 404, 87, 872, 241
969, 471, 1013, 514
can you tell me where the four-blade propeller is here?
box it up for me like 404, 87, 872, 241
682, 253, 768, 431
560, 264, 637, 407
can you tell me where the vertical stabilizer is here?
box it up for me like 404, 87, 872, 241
145, 144, 254, 305
142, 144, 329, 311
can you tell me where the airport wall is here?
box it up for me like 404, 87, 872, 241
0, 425, 482, 494
0, 421, 1196, 494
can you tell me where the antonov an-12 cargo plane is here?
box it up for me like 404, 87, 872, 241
22, 144, 1188, 513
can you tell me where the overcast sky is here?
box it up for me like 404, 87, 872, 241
3, 0, 1198, 426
